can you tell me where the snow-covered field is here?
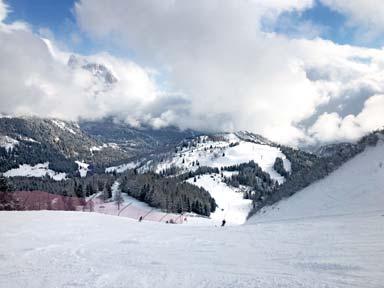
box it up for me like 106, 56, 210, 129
1, 210, 383, 288
3, 162, 67, 181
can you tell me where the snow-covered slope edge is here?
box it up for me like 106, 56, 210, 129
248, 141, 384, 223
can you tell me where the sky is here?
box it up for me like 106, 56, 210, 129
0, 0, 384, 145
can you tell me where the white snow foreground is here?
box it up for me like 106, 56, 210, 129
0, 210, 383, 288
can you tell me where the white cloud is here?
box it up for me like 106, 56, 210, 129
0, 2, 168, 125
309, 94, 384, 142
0, 0, 383, 146
320, 0, 384, 41
74, 0, 384, 144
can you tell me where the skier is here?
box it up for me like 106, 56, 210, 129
221, 219, 226, 227
138, 216, 143, 222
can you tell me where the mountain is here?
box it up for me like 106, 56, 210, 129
0, 115, 202, 181
114, 129, 383, 223
106, 131, 292, 224
80, 117, 201, 158
2, 114, 382, 223
68, 55, 117, 85
0, 116, 129, 175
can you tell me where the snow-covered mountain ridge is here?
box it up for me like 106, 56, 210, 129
68, 55, 117, 85
0, 116, 128, 177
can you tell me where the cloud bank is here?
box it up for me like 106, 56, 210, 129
0, 0, 383, 146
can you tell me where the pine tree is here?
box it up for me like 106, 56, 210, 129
0, 174, 18, 211
0, 175, 9, 192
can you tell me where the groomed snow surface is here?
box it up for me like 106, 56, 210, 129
250, 142, 384, 223
1, 211, 383, 288
1, 143, 383, 287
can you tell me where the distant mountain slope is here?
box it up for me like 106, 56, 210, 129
68, 55, 117, 85
80, 118, 201, 157
0, 117, 129, 174
151, 132, 290, 183
249, 135, 384, 223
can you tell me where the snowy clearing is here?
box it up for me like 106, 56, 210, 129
75, 161, 89, 178
90, 143, 119, 153
187, 174, 252, 225
3, 162, 66, 181
105, 161, 139, 173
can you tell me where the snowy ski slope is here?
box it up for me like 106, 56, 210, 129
187, 174, 252, 225
249, 141, 384, 223
0, 210, 383, 288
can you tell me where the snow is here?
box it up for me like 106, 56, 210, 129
249, 142, 384, 223
75, 161, 89, 178
51, 119, 77, 135
18, 136, 39, 143
155, 134, 290, 184
3, 162, 66, 181
90, 143, 119, 154
187, 174, 252, 225
0, 135, 19, 152
0, 210, 383, 288
90, 145, 103, 152
105, 161, 139, 173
